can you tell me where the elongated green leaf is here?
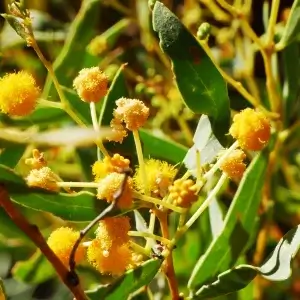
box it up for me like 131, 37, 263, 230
0, 145, 25, 168
12, 251, 55, 284
42, 0, 100, 98
99, 64, 129, 127
140, 129, 187, 164
194, 225, 300, 298
282, 42, 300, 127
0, 164, 110, 222
152, 1, 230, 144
277, 0, 300, 48
188, 147, 270, 291
86, 259, 162, 299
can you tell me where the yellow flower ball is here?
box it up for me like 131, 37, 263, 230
220, 149, 247, 180
73, 67, 108, 103
0, 71, 40, 116
229, 108, 271, 151
95, 216, 131, 249
87, 239, 132, 276
133, 159, 177, 197
97, 173, 133, 209
47, 227, 85, 267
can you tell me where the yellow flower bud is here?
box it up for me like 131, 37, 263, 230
169, 178, 198, 208
96, 173, 133, 209
26, 167, 58, 191
0, 71, 40, 116
229, 108, 271, 151
113, 97, 149, 131
220, 149, 247, 180
47, 227, 85, 267
73, 67, 108, 103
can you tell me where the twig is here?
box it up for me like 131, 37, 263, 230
0, 185, 87, 300
68, 168, 132, 272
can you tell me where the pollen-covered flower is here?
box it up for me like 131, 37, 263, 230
0, 71, 40, 116
95, 216, 130, 249
73, 67, 108, 103
220, 149, 247, 180
97, 173, 133, 209
113, 97, 149, 131
107, 118, 128, 143
134, 159, 177, 197
229, 108, 271, 151
169, 178, 198, 208
92, 154, 130, 181
25, 149, 47, 169
47, 227, 85, 267
26, 167, 58, 191
87, 239, 132, 276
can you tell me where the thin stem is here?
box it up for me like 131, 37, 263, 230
157, 211, 179, 300
133, 192, 187, 213
30, 40, 85, 127
216, 0, 240, 16
57, 182, 101, 188
129, 241, 151, 257
145, 213, 156, 252
90, 102, 109, 158
132, 130, 148, 194
38, 99, 64, 109
266, 0, 280, 46
0, 186, 87, 300
128, 231, 171, 246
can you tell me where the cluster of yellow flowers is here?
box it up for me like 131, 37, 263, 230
1, 65, 272, 278
47, 217, 142, 275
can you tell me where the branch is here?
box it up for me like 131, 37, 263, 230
0, 185, 87, 300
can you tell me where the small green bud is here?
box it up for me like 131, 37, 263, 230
197, 22, 211, 40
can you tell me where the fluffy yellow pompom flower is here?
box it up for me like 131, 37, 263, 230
87, 240, 132, 276
134, 159, 177, 197
169, 178, 198, 208
26, 167, 59, 191
95, 216, 130, 250
47, 227, 85, 267
92, 153, 130, 181
0, 71, 40, 116
220, 149, 247, 180
229, 108, 271, 151
113, 97, 149, 131
97, 173, 133, 209
73, 67, 108, 103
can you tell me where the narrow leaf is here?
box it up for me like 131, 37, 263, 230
86, 259, 162, 299
152, 1, 230, 144
188, 147, 270, 291
281, 42, 300, 127
194, 225, 300, 298
277, 0, 300, 48
12, 251, 55, 284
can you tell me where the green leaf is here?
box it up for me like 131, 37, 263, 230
86, 259, 162, 299
99, 64, 129, 127
152, 1, 230, 144
0, 145, 26, 168
12, 251, 55, 284
277, 0, 300, 49
188, 147, 270, 291
42, 0, 101, 98
139, 129, 187, 164
194, 225, 300, 298
281, 42, 300, 127
0, 164, 112, 222
1, 14, 28, 41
